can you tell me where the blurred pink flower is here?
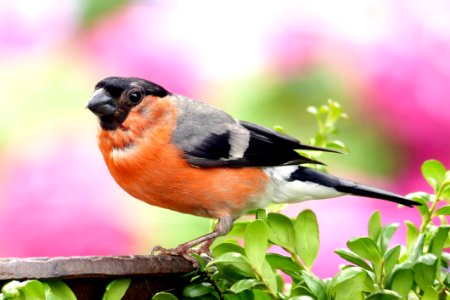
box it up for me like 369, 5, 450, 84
0, 141, 134, 257
363, 15, 450, 175
82, 3, 200, 96
0, 1, 76, 55
268, 26, 328, 76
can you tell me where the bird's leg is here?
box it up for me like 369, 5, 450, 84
152, 216, 233, 265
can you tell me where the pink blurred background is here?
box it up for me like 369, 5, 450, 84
0, 0, 449, 277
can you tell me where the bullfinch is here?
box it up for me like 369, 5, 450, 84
87, 76, 418, 262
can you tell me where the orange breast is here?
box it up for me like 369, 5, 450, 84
97, 96, 270, 218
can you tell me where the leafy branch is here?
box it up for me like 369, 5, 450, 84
298, 99, 348, 172
152, 163, 449, 300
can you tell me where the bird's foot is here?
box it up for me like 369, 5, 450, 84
151, 216, 233, 267
151, 243, 211, 268
190, 240, 213, 257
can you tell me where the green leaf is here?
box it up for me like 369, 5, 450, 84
301, 271, 327, 300
407, 192, 433, 205
319, 104, 329, 114
211, 252, 254, 279
435, 205, 450, 216
429, 225, 450, 257
252, 289, 274, 300
330, 268, 374, 300
296, 149, 314, 160
384, 245, 401, 276
275, 273, 284, 293
245, 219, 269, 272
183, 282, 215, 298
266, 253, 302, 279
266, 203, 289, 213
267, 213, 296, 250
260, 259, 278, 296
291, 285, 314, 297
368, 211, 382, 241
294, 210, 320, 269
334, 249, 372, 270
390, 268, 414, 299
16, 280, 46, 299
405, 221, 419, 253
229, 279, 262, 294
213, 242, 245, 257
327, 99, 343, 124
413, 254, 438, 290
191, 253, 207, 271
44, 281, 76, 300
307, 106, 318, 115
422, 286, 439, 300
378, 223, 399, 254
103, 278, 131, 300
223, 290, 254, 300
407, 192, 432, 221
408, 233, 425, 263
314, 133, 326, 147
256, 209, 267, 220
228, 221, 249, 236
273, 125, 286, 133
421, 159, 446, 192
365, 290, 402, 300
290, 295, 316, 300
210, 271, 233, 293
1, 280, 21, 298
152, 292, 179, 300
347, 237, 382, 263
325, 140, 347, 152
442, 184, 450, 200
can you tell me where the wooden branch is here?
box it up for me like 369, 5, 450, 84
0, 255, 196, 299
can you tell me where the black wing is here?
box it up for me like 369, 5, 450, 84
236, 121, 339, 166
183, 120, 339, 168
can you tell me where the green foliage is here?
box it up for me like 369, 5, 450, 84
0, 280, 75, 300
305, 99, 348, 151
153, 160, 449, 299
43, 281, 77, 300
275, 99, 348, 173
299, 100, 348, 172
103, 278, 131, 300
152, 292, 179, 300
295, 210, 320, 270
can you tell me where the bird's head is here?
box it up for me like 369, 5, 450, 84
87, 77, 170, 130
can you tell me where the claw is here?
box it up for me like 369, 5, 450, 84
196, 240, 214, 257
150, 216, 233, 267
152, 244, 200, 267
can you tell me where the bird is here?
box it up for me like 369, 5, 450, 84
86, 76, 419, 263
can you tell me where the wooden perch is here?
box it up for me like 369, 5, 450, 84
0, 255, 196, 299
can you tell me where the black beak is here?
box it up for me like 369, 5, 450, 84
86, 88, 117, 117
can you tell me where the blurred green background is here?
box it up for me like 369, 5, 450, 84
0, 0, 449, 277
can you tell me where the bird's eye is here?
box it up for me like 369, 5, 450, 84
128, 91, 143, 105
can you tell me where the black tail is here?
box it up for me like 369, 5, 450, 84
290, 167, 420, 207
